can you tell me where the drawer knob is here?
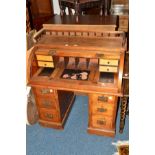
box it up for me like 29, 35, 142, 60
97, 108, 107, 112
98, 96, 108, 102
108, 96, 113, 100
107, 61, 110, 64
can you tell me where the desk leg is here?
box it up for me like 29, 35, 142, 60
119, 96, 128, 133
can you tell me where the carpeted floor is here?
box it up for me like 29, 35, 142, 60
26, 95, 129, 155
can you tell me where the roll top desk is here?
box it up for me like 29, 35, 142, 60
27, 22, 127, 137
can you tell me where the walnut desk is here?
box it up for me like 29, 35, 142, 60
27, 21, 126, 137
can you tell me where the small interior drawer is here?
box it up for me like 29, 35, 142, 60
38, 61, 54, 68
99, 66, 118, 73
36, 55, 53, 61
99, 59, 118, 66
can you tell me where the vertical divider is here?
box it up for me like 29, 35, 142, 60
58, 57, 65, 67
86, 58, 90, 69
78, 58, 87, 70
75, 57, 79, 69
64, 57, 69, 68
66, 57, 76, 69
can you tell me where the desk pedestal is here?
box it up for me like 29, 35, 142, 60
88, 94, 118, 137
32, 87, 75, 129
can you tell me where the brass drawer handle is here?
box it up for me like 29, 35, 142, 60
98, 96, 108, 102
42, 101, 52, 107
97, 108, 107, 112
40, 89, 53, 94
97, 120, 106, 125
44, 113, 53, 119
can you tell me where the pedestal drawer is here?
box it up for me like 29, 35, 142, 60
39, 109, 59, 122
37, 96, 57, 109
92, 115, 113, 129
34, 87, 54, 96
90, 94, 115, 104
92, 103, 114, 116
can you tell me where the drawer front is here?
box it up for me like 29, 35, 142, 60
99, 66, 118, 73
38, 61, 54, 68
92, 115, 113, 129
39, 109, 59, 122
99, 59, 118, 66
92, 103, 114, 116
37, 96, 57, 109
36, 55, 53, 61
34, 87, 54, 96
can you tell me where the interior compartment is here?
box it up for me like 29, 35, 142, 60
99, 72, 115, 83
38, 68, 55, 77
56, 56, 98, 70
61, 69, 90, 81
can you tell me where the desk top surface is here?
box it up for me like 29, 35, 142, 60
37, 35, 124, 51
44, 15, 118, 26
